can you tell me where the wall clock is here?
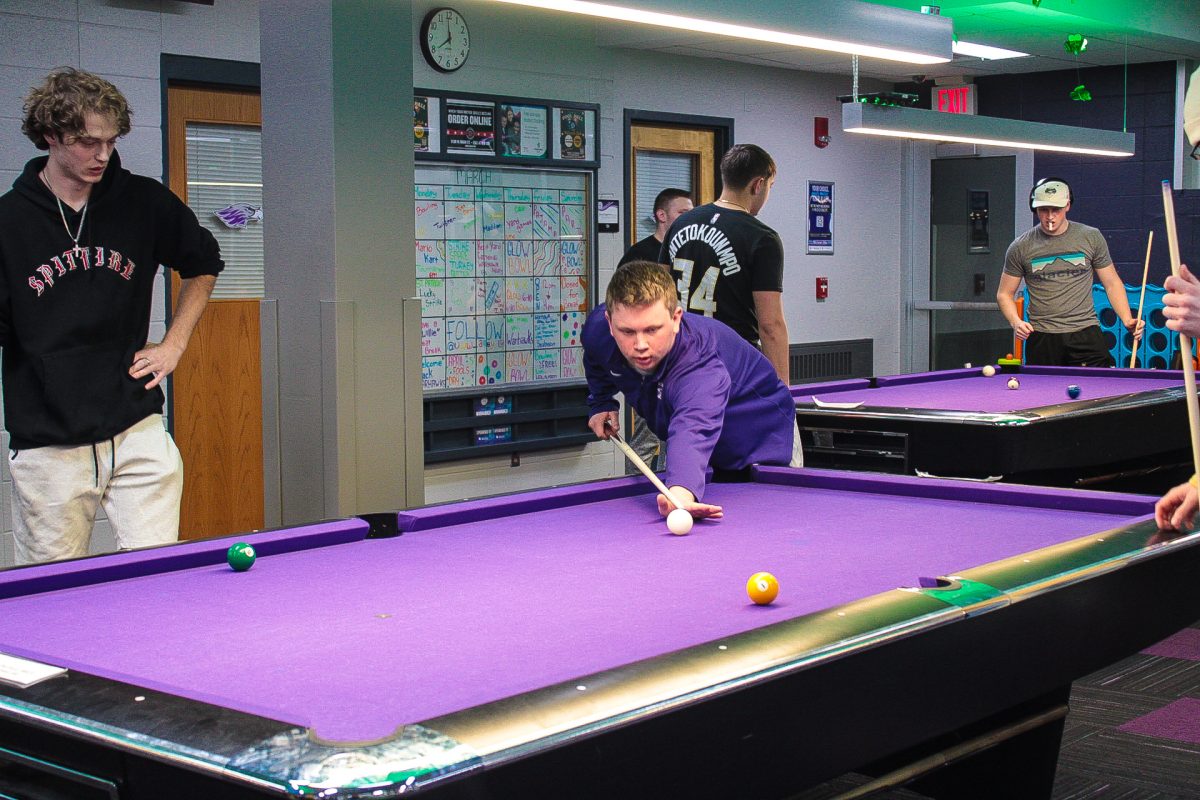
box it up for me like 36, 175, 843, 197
421, 7, 470, 73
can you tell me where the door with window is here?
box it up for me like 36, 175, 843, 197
921, 156, 1016, 370
627, 122, 723, 252
622, 117, 725, 469
166, 86, 264, 539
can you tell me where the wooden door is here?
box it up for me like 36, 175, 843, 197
166, 86, 264, 539
628, 125, 718, 246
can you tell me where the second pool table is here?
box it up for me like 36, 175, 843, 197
2, 468, 1199, 798
792, 365, 1189, 489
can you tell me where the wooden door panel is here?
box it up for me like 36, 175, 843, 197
167, 86, 264, 539
174, 301, 264, 537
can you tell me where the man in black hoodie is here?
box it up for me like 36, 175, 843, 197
0, 68, 222, 563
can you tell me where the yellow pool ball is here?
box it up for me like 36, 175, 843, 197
746, 572, 779, 605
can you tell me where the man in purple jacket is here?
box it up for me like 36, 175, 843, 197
583, 260, 802, 521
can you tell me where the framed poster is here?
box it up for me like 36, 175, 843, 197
413, 95, 442, 153
553, 107, 595, 161
445, 98, 496, 155
807, 181, 834, 255
497, 103, 548, 158
415, 163, 593, 394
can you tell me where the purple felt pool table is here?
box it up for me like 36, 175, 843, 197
792, 365, 1190, 489
1, 468, 1199, 800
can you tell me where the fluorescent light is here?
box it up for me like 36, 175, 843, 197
952, 40, 1028, 60
843, 103, 1135, 157
490, 0, 953, 65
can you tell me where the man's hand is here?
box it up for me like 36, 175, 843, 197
656, 485, 723, 520
1011, 319, 1034, 341
588, 411, 619, 439
1164, 263, 1200, 338
130, 341, 185, 391
1155, 480, 1199, 531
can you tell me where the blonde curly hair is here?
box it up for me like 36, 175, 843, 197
22, 68, 132, 150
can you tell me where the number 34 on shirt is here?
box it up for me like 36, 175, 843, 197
672, 259, 719, 316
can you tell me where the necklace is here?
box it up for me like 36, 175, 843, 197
716, 199, 750, 213
40, 170, 88, 256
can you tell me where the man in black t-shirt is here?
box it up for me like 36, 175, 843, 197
619, 187, 692, 266
661, 144, 788, 382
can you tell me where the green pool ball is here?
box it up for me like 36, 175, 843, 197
226, 542, 256, 572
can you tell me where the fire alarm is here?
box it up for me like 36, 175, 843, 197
814, 117, 830, 148
816, 277, 829, 300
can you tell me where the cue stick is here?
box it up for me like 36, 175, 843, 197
604, 422, 688, 510
1129, 231, 1153, 368
1161, 180, 1200, 484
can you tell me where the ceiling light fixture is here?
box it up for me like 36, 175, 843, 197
951, 40, 1028, 60
843, 103, 1135, 157
489, 0, 954, 65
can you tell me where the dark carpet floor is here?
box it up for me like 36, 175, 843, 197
793, 618, 1200, 799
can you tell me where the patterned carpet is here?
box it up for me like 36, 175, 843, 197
1053, 621, 1200, 799
793, 619, 1200, 800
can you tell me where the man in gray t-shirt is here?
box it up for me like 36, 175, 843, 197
996, 178, 1141, 366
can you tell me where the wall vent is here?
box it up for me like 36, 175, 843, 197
789, 339, 873, 383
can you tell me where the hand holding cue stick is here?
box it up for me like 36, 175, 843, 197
604, 421, 689, 510
1130, 231, 1153, 368
1161, 180, 1200, 484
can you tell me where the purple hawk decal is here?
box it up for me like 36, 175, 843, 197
214, 203, 263, 229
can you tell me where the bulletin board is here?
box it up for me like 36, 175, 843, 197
416, 163, 594, 395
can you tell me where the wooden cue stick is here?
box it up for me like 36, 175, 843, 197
1161, 180, 1200, 483
1129, 231, 1153, 368
605, 425, 688, 509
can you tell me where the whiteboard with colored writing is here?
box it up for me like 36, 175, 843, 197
416, 164, 592, 393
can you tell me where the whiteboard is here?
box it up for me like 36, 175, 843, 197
415, 164, 592, 393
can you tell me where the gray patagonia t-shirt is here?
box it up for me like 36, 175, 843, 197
1003, 221, 1113, 334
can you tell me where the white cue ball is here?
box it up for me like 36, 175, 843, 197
982, 365, 996, 377
666, 508, 694, 535
1007, 377, 1020, 390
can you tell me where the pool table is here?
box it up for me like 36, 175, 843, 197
792, 365, 1190, 489
1, 468, 1199, 800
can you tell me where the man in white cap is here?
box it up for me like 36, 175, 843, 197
996, 177, 1142, 366
1154, 63, 1200, 531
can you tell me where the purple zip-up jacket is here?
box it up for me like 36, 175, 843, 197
582, 305, 795, 500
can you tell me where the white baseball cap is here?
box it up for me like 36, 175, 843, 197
1185, 64, 1200, 148
1031, 180, 1071, 209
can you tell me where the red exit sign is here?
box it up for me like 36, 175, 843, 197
935, 84, 976, 115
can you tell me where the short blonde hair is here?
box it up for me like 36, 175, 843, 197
22, 68, 132, 150
605, 260, 679, 312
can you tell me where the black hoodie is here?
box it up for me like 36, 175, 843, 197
0, 152, 223, 449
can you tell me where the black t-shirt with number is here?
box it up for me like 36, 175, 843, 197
659, 203, 784, 344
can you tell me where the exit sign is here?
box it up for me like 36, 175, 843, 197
934, 84, 976, 115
